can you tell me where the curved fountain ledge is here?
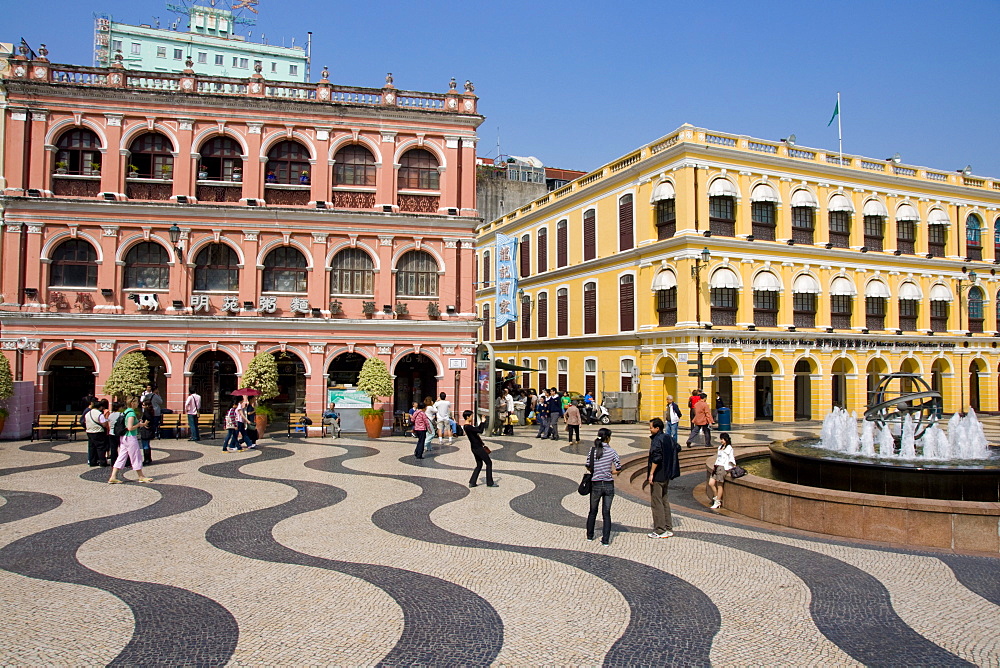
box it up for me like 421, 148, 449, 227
723, 445, 1000, 554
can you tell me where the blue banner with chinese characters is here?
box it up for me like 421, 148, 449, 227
494, 232, 518, 327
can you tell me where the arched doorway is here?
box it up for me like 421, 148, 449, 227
754, 359, 774, 420
394, 353, 437, 413
190, 351, 237, 417
657, 356, 678, 407
793, 359, 812, 420
832, 357, 853, 409
47, 350, 95, 412
139, 350, 167, 396
931, 358, 948, 416
714, 357, 737, 420
272, 351, 306, 414
328, 352, 365, 386
969, 359, 983, 412
866, 358, 889, 407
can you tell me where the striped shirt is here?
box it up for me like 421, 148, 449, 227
587, 444, 621, 482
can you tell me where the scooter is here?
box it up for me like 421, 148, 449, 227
583, 403, 611, 425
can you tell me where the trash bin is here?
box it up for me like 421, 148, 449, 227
717, 407, 731, 431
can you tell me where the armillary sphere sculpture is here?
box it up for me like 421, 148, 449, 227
862, 372, 943, 442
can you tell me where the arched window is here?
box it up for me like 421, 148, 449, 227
49, 239, 97, 287
123, 242, 170, 289
128, 133, 173, 179
397, 149, 439, 190
863, 200, 888, 252
969, 286, 985, 333
619, 275, 634, 331
828, 194, 853, 248
55, 129, 101, 175
791, 189, 817, 245
334, 145, 376, 186
708, 179, 737, 237
966, 214, 983, 261
930, 284, 951, 333
752, 272, 780, 328
194, 243, 239, 291
994, 218, 1000, 259
619, 194, 634, 250
709, 268, 740, 326
396, 250, 438, 297
751, 184, 778, 241
199, 137, 242, 181
330, 248, 374, 295
262, 247, 307, 293
266, 140, 311, 185
653, 182, 676, 241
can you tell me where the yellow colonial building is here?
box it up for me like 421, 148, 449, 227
476, 124, 1000, 425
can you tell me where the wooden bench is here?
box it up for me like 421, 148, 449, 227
286, 412, 313, 438
196, 413, 217, 439
157, 413, 185, 438
31, 414, 85, 441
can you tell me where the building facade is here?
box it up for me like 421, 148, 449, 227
94, 5, 308, 82
0, 50, 482, 426
477, 124, 1000, 425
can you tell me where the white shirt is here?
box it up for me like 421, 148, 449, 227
665, 402, 681, 424
85, 408, 108, 434
504, 394, 515, 413
425, 405, 437, 420
713, 444, 736, 470
433, 399, 451, 420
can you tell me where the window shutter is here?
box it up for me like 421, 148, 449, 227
583, 210, 596, 261
584, 283, 597, 334
482, 251, 490, 287
537, 294, 548, 337
619, 276, 634, 331
537, 229, 548, 273
521, 296, 531, 338
585, 374, 596, 396
618, 195, 634, 251
557, 220, 568, 267
557, 289, 568, 336
507, 320, 515, 339
482, 304, 490, 341
520, 234, 530, 277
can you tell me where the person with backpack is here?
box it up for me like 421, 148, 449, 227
646, 417, 681, 538
83, 398, 109, 467
139, 400, 155, 466
663, 395, 682, 441
585, 427, 622, 546
108, 396, 154, 484
107, 401, 124, 465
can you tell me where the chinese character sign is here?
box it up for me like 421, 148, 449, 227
494, 233, 518, 327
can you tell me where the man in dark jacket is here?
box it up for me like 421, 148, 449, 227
545, 388, 563, 440
646, 417, 680, 538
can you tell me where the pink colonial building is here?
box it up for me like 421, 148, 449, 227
0, 48, 483, 428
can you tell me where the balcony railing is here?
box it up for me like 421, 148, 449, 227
930, 316, 948, 333
709, 219, 735, 237
711, 308, 737, 326
752, 223, 776, 241
792, 227, 814, 245
658, 309, 677, 327
829, 231, 850, 248
897, 239, 915, 255
126, 179, 172, 201
899, 316, 917, 332
398, 194, 439, 213
831, 314, 852, 329
52, 175, 100, 197
928, 242, 946, 258
970, 318, 984, 333
657, 221, 676, 241
332, 191, 376, 209
196, 183, 242, 203
264, 185, 311, 206
793, 312, 815, 329
866, 315, 886, 331
754, 310, 778, 328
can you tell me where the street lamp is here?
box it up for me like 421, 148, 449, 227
955, 269, 980, 415
690, 247, 711, 392
168, 224, 184, 262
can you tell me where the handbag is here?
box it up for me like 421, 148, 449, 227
729, 464, 748, 479
482, 445, 491, 454
577, 448, 595, 496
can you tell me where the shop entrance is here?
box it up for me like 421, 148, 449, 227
832, 358, 852, 410
793, 359, 812, 420
272, 351, 307, 415
754, 359, 774, 420
139, 350, 167, 399
47, 349, 95, 412
328, 352, 365, 387
190, 351, 238, 418
394, 354, 437, 413
969, 360, 983, 412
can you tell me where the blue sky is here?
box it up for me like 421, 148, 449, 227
8, 0, 1000, 177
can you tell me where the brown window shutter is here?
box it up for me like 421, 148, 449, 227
557, 220, 568, 267
537, 294, 548, 337
557, 289, 568, 336
585, 374, 596, 396
537, 229, 548, 273
584, 283, 597, 334
521, 296, 531, 338
507, 320, 515, 339
620, 276, 634, 331
520, 234, 530, 277
583, 210, 596, 261
482, 250, 490, 287
619, 195, 634, 251
482, 304, 490, 341
558, 373, 568, 393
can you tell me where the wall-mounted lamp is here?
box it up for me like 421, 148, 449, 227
825, 242, 834, 250
311, 307, 322, 317
960, 165, 973, 176
24, 287, 38, 298
243, 301, 255, 311
383, 304, 393, 314
886, 153, 901, 164
168, 224, 184, 262
172, 300, 184, 309
826, 327, 834, 333
446, 305, 456, 314
781, 134, 796, 146
101, 288, 114, 297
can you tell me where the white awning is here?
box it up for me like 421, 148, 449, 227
895, 203, 919, 221
927, 209, 950, 226
651, 270, 677, 291
792, 274, 821, 294
830, 276, 856, 296
752, 271, 781, 292
828, 193, 854, 212
791, 188, 819, 208
751, 183, 779, 202
863, 199, 889, 217
709, 267, 741, 289
898, 282, 922, 300
651, 181, 676, 202
930, 284, 953, 302
865, 280, 891, 298
708, 178, 738, 197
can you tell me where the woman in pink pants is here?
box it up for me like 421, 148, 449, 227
108, 396, 154, 484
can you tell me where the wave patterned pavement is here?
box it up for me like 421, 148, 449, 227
0, 424, 997, 666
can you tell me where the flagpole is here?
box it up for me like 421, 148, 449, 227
837, 91, 843, 163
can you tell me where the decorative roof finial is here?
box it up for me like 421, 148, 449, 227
38, 44, 49, 61
464, 80, 475, 93
449, 77, 457, 91
385, 72, 394, 88
254, 61, 262, 74
321, 66, 329, 81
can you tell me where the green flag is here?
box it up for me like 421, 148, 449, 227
827, 99, 839, 127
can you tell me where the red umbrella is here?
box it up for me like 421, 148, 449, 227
231, 388, 262, 397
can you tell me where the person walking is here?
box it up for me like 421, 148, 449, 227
108, 397, 154, 484
185, 387, 202, 441
139, 399, 155, 465
646, 417, 681, 538
535, 390, 551, 438
663, 395, 682, 442
84, 398, 109, 467
423, 397, 437, 451
585, 427, 622, 546
434, 392, 453, 444
564, 401, 582, 444
686, 392, 716, 447
464, 410, 497, 487
222, 399, 246, 452
708, 433, 737, 509
412, 405, 431, 458
107, 401, 123, 465
140, 384, 164, 438
244, 397, 258, 449
545, 388, 563, 440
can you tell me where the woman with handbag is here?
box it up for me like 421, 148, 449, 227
108, 396, 154, 484
412, 404, 431, 459
708, 432, 736, 509
585, 427, 622, 546
244, 398, 259, 449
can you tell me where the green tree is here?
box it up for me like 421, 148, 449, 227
103, 352, 150, 400
0, 354, 14, 419
357, 357, 393, 411
241, 353, 279, 401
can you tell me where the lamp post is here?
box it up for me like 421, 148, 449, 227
690, 247, 711, 391
955, 268, 978, 415
168, 224, 184, 262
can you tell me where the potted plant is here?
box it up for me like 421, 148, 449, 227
89, 162, 102, 176
0, 354, 13, 437
128, 164, 139, 178
198, 164, 209, 180
54, 161, 68, 174
362, 300, 376, 316
329, 299, 343, 315
394, 301, 409, 316
231, 165, 243, 182
254, 403, 276, 433
357, 357, 393, 439
160, 164, 172, 180
241, 352, 279, 432
427, 302, 441, 318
